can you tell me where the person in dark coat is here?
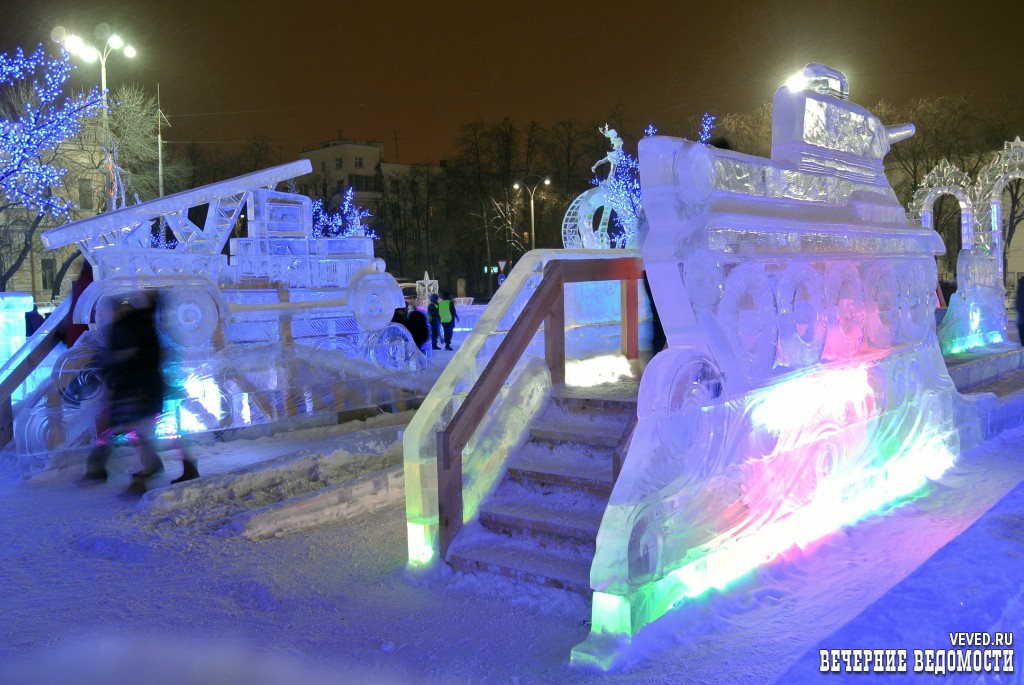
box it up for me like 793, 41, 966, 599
406, 307, 430, 351
427, 294, 442, 350
82, 296, 164, 491
24, 306, 44, 336
81, 292, 201, 493
1016, 276, 1024, 346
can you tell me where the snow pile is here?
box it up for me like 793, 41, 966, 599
1, 401, 1024, 683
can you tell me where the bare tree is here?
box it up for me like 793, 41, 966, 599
715, 102, 773, 158
375, 165, 445, 278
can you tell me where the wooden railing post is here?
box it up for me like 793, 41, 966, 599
621, 277, 639, 360
436, 429, 462, 560
545, 261, 566, 386
0, 397, 12, 449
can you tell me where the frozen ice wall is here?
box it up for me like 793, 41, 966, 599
0, 293, 32, 362
572, 64, 963, 668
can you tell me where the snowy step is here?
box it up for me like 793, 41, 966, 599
552, 381, 640, 407
221, 465, 404, 540
529, 423, 623, 447
946, 345, 1024, 393
449, 533, 593, 596
479, 493, 606, 542
506, 441, 615, 493
532, 393, 635, 448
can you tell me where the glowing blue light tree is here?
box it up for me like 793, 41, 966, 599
312, 187, 376, 238
0, 46, 101, 220
594, 114, 715, 247
0, 45, 101, 290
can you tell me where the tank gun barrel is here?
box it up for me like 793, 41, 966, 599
886, 123, 916, 146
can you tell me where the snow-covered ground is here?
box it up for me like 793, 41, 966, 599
1, 398, 1023, 684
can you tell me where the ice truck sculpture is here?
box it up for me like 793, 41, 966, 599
572, 64, 962, 666
15, 161, 423, 475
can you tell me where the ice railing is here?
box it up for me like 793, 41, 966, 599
404, 249, 650, 565
0, 296, 70, 446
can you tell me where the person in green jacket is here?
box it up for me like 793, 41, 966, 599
439, 292, 459, 351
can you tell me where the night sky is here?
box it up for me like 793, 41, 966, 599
2, 0, 1022, 165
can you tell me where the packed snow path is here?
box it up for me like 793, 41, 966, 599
1, 415, 1023, 683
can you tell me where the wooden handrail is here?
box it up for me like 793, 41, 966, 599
0, 297, 72, 448
436, 256, 643, 559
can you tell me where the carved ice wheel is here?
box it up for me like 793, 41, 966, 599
898, 261, 934, 344
640, 349, 727, 478
367, 324, 419, 371
790, 427, 844, 508
683, 249, 724, 309
824, 263, 865, 359
776, 264, 827, 367
352, 274, 399, 332
52, 334, 104, 404
15, 405, 65, 469
718, 265, 778, 378
157, 287, 219, 348
864, 262, 901, 349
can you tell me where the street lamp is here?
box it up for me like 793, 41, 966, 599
512, 177, 550, 252
60, 30, 136, 211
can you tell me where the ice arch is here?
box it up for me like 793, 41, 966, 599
910, 160, 975, 250
974, 137, 1024, 277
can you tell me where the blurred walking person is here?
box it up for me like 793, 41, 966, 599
82, 292, 198, 493
1016, 275, 1024, 346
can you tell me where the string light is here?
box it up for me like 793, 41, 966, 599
311, 186, 376, 239
0, 45, 102, 221
593, 114, 715, 247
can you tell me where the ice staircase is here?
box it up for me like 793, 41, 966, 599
946, 344, 1024, 447
447, 382, 638, 595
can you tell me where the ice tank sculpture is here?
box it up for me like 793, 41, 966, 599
16, 161, 422, 473
573, 64, 961, 666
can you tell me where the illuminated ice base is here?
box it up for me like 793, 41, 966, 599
939, 291, 1005, 355
572, 353, 959, 670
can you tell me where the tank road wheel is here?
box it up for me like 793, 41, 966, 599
824, 263, 865, 360
157, 287, 219, 348
352, 274, 401, 332
639, 349, 728, 477
898, 262, 935, 344
718, 265, 778, 379
776, 264, 827, 367
863, 262, 901, 349
52, 334, 104, 404
684, 249, 725, 309
367, 324, 423, 371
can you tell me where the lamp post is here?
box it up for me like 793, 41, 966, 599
61, 31, 136, 211
513, 177, 550, 252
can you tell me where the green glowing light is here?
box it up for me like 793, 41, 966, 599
406, 522, 436, 565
